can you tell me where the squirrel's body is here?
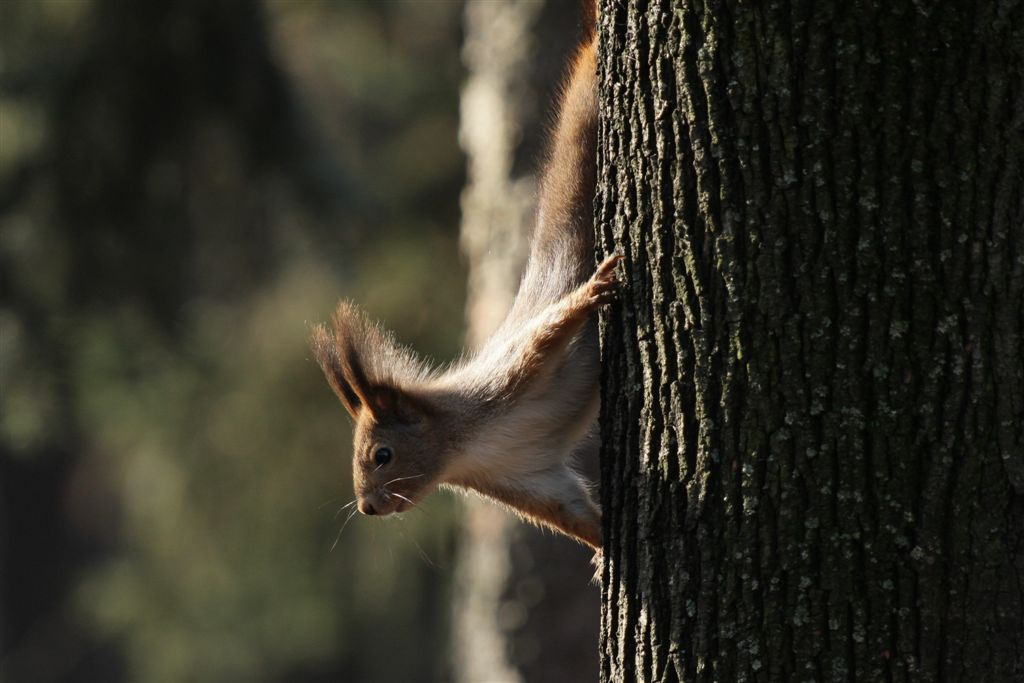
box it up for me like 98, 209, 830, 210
312, 26, 612, 550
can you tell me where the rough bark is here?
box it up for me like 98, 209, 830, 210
453, 2, 599, 682
597, 0, 1024, 681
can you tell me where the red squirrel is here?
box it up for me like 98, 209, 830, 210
310, 14, 613, 551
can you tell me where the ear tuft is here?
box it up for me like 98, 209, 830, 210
311, 300, 435, 423
310, 322, 363, 420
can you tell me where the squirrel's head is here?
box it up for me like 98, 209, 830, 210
310, 301, 447, 516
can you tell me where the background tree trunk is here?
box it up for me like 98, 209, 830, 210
453, 2, 599, 682
596, 0, 1023, 680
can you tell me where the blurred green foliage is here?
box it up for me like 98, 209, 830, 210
1, 1, 467, 681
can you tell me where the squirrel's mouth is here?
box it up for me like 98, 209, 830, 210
381, 489, 416, 514
391, 493, 416, 513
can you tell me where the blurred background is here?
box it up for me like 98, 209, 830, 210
1, 1, 596, 682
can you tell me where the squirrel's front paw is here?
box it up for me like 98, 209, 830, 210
585, 253, 623, 306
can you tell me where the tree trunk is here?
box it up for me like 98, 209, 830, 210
596, 0, 1024, 680
453, 2, 599, 682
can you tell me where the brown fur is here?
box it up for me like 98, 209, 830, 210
311, 25, 612, 550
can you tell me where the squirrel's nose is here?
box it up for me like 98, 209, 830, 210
359, 500, 377, 515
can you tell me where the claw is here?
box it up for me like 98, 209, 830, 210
584, 253, 623, 306
594, 253, 624, 280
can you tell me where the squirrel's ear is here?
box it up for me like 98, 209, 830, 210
318, 300, 434, 424
310, 324, 364, 420
319, 319, 426, 424
364, 385, 431, 425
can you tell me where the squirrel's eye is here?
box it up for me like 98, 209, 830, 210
374, 446, 393, 466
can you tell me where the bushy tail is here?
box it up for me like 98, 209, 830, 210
498, 0, 600, 321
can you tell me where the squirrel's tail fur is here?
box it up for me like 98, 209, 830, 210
580, 0, 598, 41
499, 27, 597, 330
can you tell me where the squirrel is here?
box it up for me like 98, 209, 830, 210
310, 5, 613, 552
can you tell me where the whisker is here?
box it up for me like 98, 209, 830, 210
388, 491, 415, 506
333, 499, 358, 520
333, 499, 358, 521
383, 473, 424, 488
330, 506, 360, 553
318, 497, 340, 510
396, 524, 438, 569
